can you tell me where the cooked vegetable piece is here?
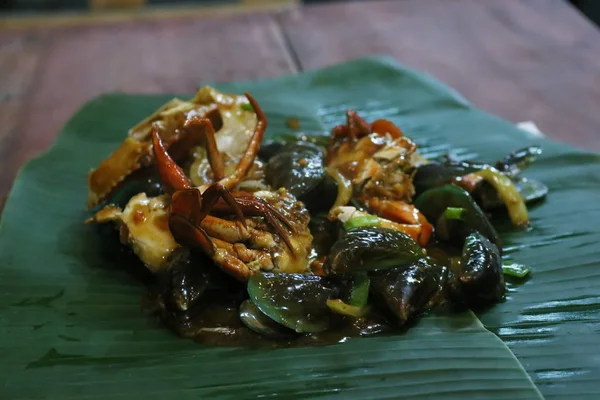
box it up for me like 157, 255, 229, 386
326, 299, 369, 318
324, 227, 425, 276
240, 102, 254, 112
247, 273, 340, 333
343, 215, 380, 231
444, 207, 466, 220
472, 168, 529, 227
475, 177, 548, 210
502, 262, 532, 278
348, 273, 370, 308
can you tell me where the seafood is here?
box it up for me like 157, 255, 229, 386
447, 232, 505, 307
239, 299, 297, 339
265, 141, 326, 202
247, 273, 341, 333
413, 147, 547, 227
87, 86, 260, 208
323, 227, 425, 276
414, 184, 501, 249
370, 258, 446, 325
325, 110, 433, 246
86, 92, 546, 347
88, 90, 313, 279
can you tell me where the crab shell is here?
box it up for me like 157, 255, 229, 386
86, 86, 258, 208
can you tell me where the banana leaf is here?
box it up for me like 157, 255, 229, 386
2, 56, 598, 399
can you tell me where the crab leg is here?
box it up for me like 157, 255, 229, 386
181, 117, 226, 181
211, 238, 272, 281
211, 193, 297, 253
171, 185, 246, 229
169, 214, 216, 256
209, 92, 267, 191
168, 184, 250, 250
152, 128, 192, 194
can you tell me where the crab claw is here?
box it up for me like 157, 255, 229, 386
346, 110, 371, 139
152, 128, 192, 194
211, 92, 267, 191
371, 119, 404, 138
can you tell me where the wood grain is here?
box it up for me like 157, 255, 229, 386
0, 13, 296, 204
280, 0, 600, 150
2, 0, 600, 217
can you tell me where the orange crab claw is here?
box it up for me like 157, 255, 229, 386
165, 117, 226, 181
152, 128, 192, 194
371, 119, 404, 139
214, 92, 267, 191
171, 185, 246, 229
167, 184, 248, 256
185, 118, 226, 181
346, 110, 371, 139
169, 214, 216, 256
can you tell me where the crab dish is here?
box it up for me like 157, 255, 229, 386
86, 87, 547, 346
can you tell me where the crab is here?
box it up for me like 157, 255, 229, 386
88, 91, 313, 280
87, 86, 261, 208
325, 110, 432, 246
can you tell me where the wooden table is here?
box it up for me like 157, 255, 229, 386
1, 0, 600, 212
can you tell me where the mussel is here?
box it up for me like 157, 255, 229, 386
414, 146, 542, 194
414, 184, 501, 248
265, 141, 326, 199
413, 161, 483, 196
447, 232, 506, 308
473, 177, 548, 210
258, 132, 331, 161
371, 258, 446, 326
495, 146, 542, 177
239, 299, 297, 339
247, 273, 342, 333
264, 141, 338, 212
324, 227, 426, 276
159, 256, 211, 313
413, 147, 545, 220
158, 252, 246, 315
309, 214, 342, 259
100, 172, 163, 210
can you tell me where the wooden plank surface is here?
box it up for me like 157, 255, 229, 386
1, 0, 600, 214
0, 12, 296, 205
280, 0, 600, 150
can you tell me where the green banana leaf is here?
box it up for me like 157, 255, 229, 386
1, 56, 598, 399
